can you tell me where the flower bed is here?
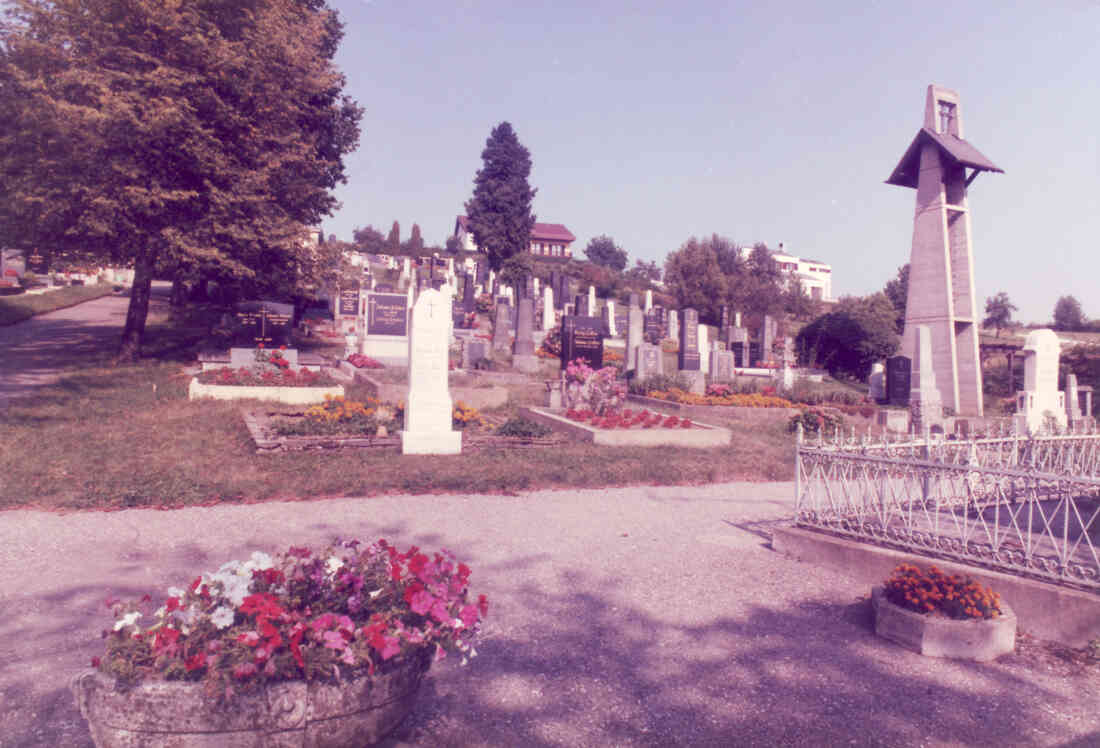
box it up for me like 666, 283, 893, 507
565, 407, 696, 430
646, 387, 794, 408
347, 353, 385, 369
521, 406, 731, 448
196, 366, 338, 387
189, 378, 344, 405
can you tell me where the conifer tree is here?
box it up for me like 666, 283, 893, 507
465, 122, 536, 271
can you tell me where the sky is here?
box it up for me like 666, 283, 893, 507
323, 0, 1099, 325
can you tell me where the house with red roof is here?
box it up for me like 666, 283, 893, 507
453, 216, 576, 258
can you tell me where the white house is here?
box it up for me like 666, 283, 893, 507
741, 242, 833, 301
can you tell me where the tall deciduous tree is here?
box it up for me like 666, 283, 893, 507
465, 121, 536, 272
583, 235, 627, 271
983, 292, 1017, 337
1053, 295, 1086, 332
663, 237, 728, 322
883, 264, 910, 333
0, 0, 362, 359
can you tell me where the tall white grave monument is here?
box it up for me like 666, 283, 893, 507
1015, 329, 1065, 434
402, 289, 461, 455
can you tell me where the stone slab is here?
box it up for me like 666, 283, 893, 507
188, 379, 344, 405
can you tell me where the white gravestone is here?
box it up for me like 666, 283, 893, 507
605, 300, 616, 337
909, 325, 942, 433
698, 324, 709, 374
542, 287, 554, 332
588, 285, 597, 318
644, 289, 653, 312
402, 289, 461, 455
1016, 329, 1065, 434
868, 362, 886, 402
668, 310, 679, 342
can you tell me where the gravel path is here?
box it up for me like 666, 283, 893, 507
0, 482, 1096, 747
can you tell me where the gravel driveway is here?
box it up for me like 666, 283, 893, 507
0, 482, 1097, 747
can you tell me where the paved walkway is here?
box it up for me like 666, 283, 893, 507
1, 484, 1097, 747
0, 283, 170, 408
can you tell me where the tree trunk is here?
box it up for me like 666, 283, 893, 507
117, 254, 155, 362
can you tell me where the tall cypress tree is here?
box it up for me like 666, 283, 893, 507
464, 122, 537, 271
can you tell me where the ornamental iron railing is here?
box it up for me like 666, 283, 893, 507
794, 425, 1100, 592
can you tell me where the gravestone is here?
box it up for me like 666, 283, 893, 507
462, 274, 476, 313
635, 342, 662, 381
561, 316, 604, 370
886, 355, 911, 407
575, 294, 588, 317
760, 315, 777, 365
234, 300, 294, 348
1066, 373, 1083, 423
748, 341, 762, 367
605, 300, 617, 337
678, 308, 703, 394
710, 349, 734, 382
513, 297, 538, 373
909, 325, 943, 433
730, 327, 748, 367
719, 306, 730, 343
644, 289, 653, 312
338, 282, 360, 318
550, 271, 562, 308
463, 339, 488, 369
614, 311, 628, 338
375, 283, 395, 292
26, 248, 49, 275
668, 310, 679, 343
654, 306, 667, 339
629, 292, 639, 309
587, 285, 597, 317
626, 303, 643, 374
698, 325, 710, 374
542, 287, 555, 332
362, 292, 410, 364
1015, 328, 1066, 434
643, 312, 661, 344
868, 362, 886, 403
492, 304, 511, 351
601, 305, 612, 337
402, 289, 461, 455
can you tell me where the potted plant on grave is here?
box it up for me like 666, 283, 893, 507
870, 563, 1015, 661
73, 539, 488, 747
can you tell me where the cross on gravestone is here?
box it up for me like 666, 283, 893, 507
234, 301, 294, 348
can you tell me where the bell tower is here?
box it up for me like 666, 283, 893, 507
886, 85, 1003, 417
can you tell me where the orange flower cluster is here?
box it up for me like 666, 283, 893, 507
646, 388, 794, 408
884, 563, 1002, 620
304, 394, 379, 424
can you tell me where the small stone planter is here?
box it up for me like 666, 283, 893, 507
871, 586, 1016, 661
72, 648, 430, 747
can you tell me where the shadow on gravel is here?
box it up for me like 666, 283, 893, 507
3, 526, 1095, 747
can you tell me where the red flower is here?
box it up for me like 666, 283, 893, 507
477, 594, 490, 617
185, 652, 207, 672
165, 597, 181, 613
91, 656, 101, 668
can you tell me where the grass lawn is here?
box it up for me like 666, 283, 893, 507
0, 284, 117, 325
0, 312, 797, 510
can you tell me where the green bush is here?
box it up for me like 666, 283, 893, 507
788, 406, 845, 436
629, 373, 692, 395
495, 417, 551, 438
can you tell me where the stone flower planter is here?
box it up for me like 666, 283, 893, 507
72, 648, 430, 747
188, 377, 344, 405
871, 586, 1016, 662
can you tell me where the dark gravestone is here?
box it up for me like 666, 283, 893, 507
643, 312, 661, 344
615, 312, 628, 338
886, 356, 912, 406
374, 283, 395, 292
748, 341, 762, 367
678, 307, 700, 371
235, 301, 294, 347
365, 293, 408, 336
26, 248, 49, 274
731, 342, 745, 367
574, 294, 588, 317
561, 316, 604, 370
462, 274, 476, 312
338, 282, 360, 317
654, 306, 666, 338
476, 261, 488, 284
550, 271, 561, 307
453, 300, 467, 329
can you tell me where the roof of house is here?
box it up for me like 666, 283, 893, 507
455, 216, 575, 243
886, 127, 1004, 188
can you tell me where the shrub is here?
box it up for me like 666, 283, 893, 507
883, 563, 1002, 620
494, 417, 552, 438
629, 373, 691, 395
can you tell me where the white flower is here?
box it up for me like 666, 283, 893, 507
326, 557, 343, 576
210, 606, 235, 630
113, 611, 141, 631
368, 588, 383, 599
166, 587, 184, 599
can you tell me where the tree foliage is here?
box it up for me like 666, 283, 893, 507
464, 121, 536, 272
386, 221, 401, 253
404, 223, 424, 255
796, 293, 900, 381
663, 237, 728, 321
583, 235, 628, 271
983, 292, 1017, 336
883, 264, 909, 333
1053, 295, 1086, 332
0, 0, 362, 359
624, 259, 661, 284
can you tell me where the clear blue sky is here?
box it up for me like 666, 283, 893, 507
325, 0, 1098, 325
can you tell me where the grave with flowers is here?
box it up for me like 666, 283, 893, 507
190, 300, 348, 405
522, 358, 732, 448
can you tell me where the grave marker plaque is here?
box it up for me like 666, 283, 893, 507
366, 293, 408, 336
234, 301, 294, 347
678, 308, 700, 371
636, 342, 662, 380
643, 312, 661, 344
338, 282, 360, 317
561, 315, 604, 370
886, 355, 911, 406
